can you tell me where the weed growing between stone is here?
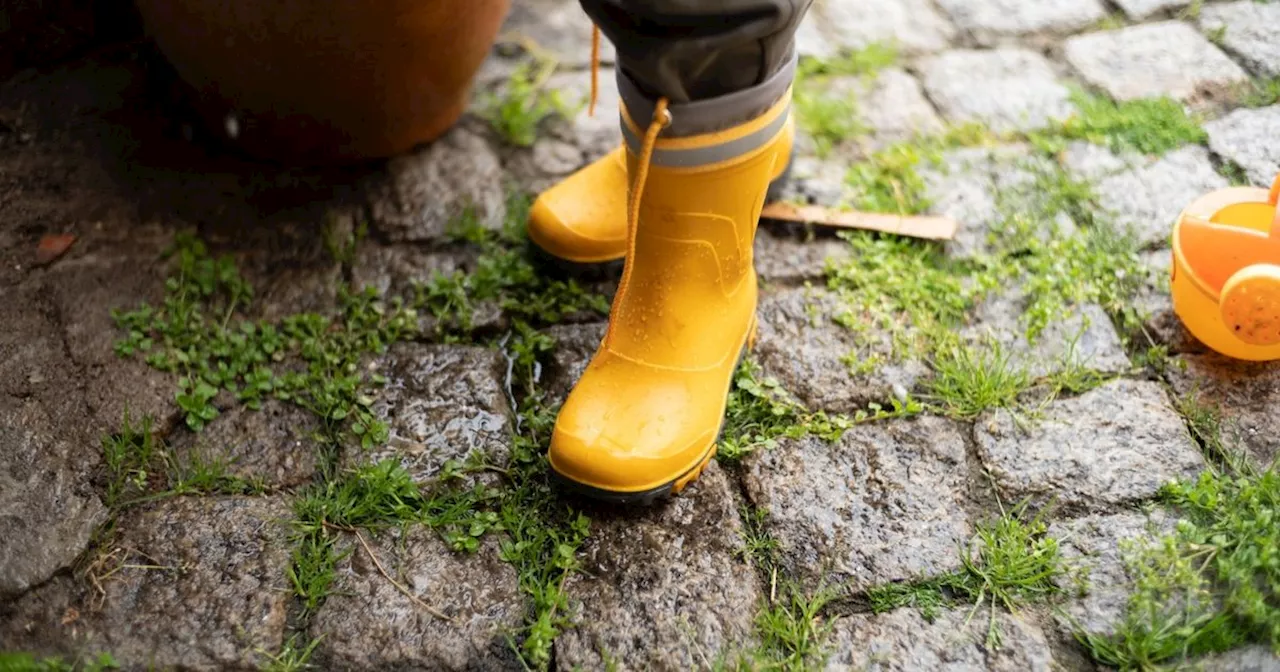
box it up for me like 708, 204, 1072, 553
0, 652, 120, 671
1030, 91, 1206, 157
843, 123, 995, 214
717, 507, 840, 670
107, 194, 607, 669
100, 411, 266, 511
923, 340, 1031, 420
481, 55, 577, 147
793, 44, 898, 158
257, 634, 323, 672
1078, 416, 1280, 668
867, 502, 1067, 648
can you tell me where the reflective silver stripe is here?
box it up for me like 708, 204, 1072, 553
620, 105, 790, 168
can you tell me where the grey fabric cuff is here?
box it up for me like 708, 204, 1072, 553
617, 49, 797, 138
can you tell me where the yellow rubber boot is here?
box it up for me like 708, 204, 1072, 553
527, 117, 795, 264
548, 90, 792, 502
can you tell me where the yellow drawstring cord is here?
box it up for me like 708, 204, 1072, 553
604, 98, 671, 341
589, 25, 601, 117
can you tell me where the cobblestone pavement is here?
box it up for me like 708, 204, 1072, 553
2, 1, 1280, 671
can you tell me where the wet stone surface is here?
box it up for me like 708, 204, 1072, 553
0, 398, 106, 599
974, 379, 1205, 511
1205, 105, 1280, 188
934, 0, 1106, 45
167, 400, 321, 490
359, 344, 515, 485
556, 462, 762, 671
1048, 509, 1176, 635
1091, 146, 1229, 249
919, 49, 1074, 133
753, 287, 926, 414
310, 528, 524, 671
1196, 646, 1280, 672
824, 607, 1058, 671
1166, 354, 1280, 468
1063, 22, 1248, 102
541, 322, 606, 406
364, 124, 507, 243
743, 416, 974, 593
0, 496, 292, 670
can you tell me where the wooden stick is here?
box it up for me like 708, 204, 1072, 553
761, 202, 959, 241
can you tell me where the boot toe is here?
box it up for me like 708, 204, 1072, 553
548, 358, 719, 493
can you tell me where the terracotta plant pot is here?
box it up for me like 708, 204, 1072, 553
134, 0, 510, 163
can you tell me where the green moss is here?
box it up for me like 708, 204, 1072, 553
1036, 91, 1207, 157
1079, 468, 1280, 669
1241, 77, 1280, 109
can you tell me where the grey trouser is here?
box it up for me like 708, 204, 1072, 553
579, 0, 812, 136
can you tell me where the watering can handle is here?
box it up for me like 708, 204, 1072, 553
1271, 174, 1280, 236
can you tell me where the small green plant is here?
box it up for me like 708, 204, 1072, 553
1079, 468, 1280, 669
748, 583, 840, 671
101, 412, 161, 508
923, 340, 1031, 420
797, 42, 899, 79
258, 634, 323, 672
482, 58, 574, 147
794, 88, 865, 158
1175, 393, 1253, 474
1241, 77, 1280, 109
1039, 91, 1207, 157
719, 360, 854, 462
868, 502, 1067, 647
844, 123, 995, 215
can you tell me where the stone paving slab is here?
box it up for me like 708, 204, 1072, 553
1064, 21, 1248, 102
1091, 145, 1229, 249
974, 379, 1205, 511
753, 227, 852, 284
1048, 509, 1175, 635
919, 49, 1074, 133
1060, 141, 1146, 183
1166, 354, 1280, 468
962, 291, 1132, 378
934, 0, 1106, 46
806, 0, 957, 55
542, 322, 607, 407
1205, 105, 1280, 188
824, 606, 1058, 671
1, 496, 292, 669
556, 462, 762, 671
310, 529, 524, 670
364, 124, 508, 243
356, 344, 515, 485
1199, 1, 1280, 79
754, 287, 926, 414
168, 400, 320, 490
1114, 0, 1193, 21
0, 397, 106, 599
500, 0, 615, 69
818, 68, 944, 152
1196, 646, 1280, 672
743, 416, 974, 594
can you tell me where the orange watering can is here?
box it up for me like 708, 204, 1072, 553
1173, 174, 1280, 361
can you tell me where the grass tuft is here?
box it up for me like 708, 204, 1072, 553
0, 653, 119, 671
482, 57, 576, 147
1036, 91, 1207, 157
1079, 468, 1280, 669
923, 340, 1031, 420
868, 502, 1066, 648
